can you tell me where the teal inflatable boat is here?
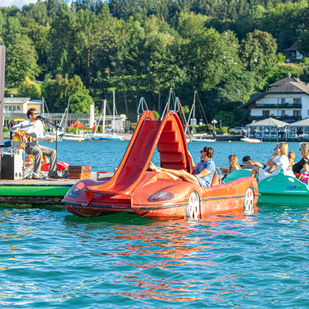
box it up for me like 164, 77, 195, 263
224, 169, 309, 206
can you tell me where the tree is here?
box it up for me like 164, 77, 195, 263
297, 30, 309, 56
6, 33, 40, 85
181, 29, 242, 91
42, 74, 92, 113
18, 76, 42, 99
206, 71, 265, 123
70, 91, 93, 113
47, 3, 76, 78
240, 30, 277, 76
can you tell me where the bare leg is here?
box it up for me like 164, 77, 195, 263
250, 166, 260, 178
149, 162, 199, 185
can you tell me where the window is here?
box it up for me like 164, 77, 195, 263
294, 110, 301, 117
278, 110, 285, 116
4, 106, 8, 112
293, 98, 301, 104
277, 98, 285, 104
262, 110, 270, 117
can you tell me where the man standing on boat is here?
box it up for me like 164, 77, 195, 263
19, 108, 58, 179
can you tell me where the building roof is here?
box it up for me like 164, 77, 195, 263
289, 118, 309, 127
283, 42, 298, 52
239, 81, 309, 109
269, 76, 306, 87
247, 117, 289, 128
29, 99, 43, 104
4, 97, 30, 104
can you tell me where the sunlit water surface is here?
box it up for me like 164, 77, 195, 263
1, 141, 309, 307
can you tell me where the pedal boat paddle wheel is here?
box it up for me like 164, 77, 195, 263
63, 98, 259, 219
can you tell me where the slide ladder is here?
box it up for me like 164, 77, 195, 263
85, 110, 190, 203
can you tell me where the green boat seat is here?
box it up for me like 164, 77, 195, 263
224, 169, 252, 183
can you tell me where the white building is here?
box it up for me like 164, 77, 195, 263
240, 75, 309, 120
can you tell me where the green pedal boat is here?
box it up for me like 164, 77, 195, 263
224, 169, 309, 206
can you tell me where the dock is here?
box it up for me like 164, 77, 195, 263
0, 173, 112, 206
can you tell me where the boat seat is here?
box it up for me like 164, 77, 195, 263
211, 171, 219, 187
161, 162, 186, 170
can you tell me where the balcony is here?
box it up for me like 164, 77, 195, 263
255, 103, 301, 109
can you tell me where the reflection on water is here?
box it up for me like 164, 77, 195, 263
1, 203, 309, 307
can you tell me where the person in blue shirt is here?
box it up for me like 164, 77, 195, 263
149, 147, 216, 187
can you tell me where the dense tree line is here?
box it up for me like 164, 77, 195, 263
1, 0, 309, 126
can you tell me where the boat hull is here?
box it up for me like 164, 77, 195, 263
241, 138, 261, 143
63, 173, 259, 220
224, 169, 309, 206
91, 137, 123, 141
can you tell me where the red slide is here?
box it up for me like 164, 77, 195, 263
85, 110, 190, 201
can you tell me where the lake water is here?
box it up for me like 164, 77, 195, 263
1, 140, 309, 308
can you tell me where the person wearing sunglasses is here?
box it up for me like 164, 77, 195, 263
292, 142, 309, 173
149, 146, 216, 187
19, 108, 58, 179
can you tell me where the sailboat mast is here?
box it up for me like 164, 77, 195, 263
192, 91, 196, 134
102, 99, 106, 134
113, 91, 115, 131
64, 96, 71, 128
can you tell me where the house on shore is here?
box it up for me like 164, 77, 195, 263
283, 42, 304, 62
239, 75, 309, 121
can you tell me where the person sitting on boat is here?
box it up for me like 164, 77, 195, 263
287, 151, 296, 171
228, 155, 241, 174
218, 154, 241, 176
241, 156, 265, 169
149, 146, 216, 187
292, 142, 309, 174
250, 142, 289, 182
19, 108, 58, 179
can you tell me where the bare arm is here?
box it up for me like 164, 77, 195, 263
266, 149, 280, 166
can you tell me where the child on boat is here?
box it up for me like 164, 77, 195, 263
287, 151, 296, 171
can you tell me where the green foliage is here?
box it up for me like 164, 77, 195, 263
152, 110, 160, 120
301, 57, 309, 65
42, 74, 91, 113
196, 124, 206, 133
18, 77, 42, 99
3, 127, 9, 132
2, 0, 309, 125
130, 123, 137, 130
240, 30, 277, 76
221, 126, 228, 134
277, 53, 286, 63
97, 125, 103, 133
5, 33, 40, 85
70, 91, 93, 113
297, 30, 309, 56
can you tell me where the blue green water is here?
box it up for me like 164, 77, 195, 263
1, 141, 309, 308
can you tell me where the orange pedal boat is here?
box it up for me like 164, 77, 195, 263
63, 101, 259, 220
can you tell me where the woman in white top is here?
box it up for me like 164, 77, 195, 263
250, 142, 289, 182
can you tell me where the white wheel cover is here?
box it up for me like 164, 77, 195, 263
244, 187, 254, 215
189, 192, 199, 220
